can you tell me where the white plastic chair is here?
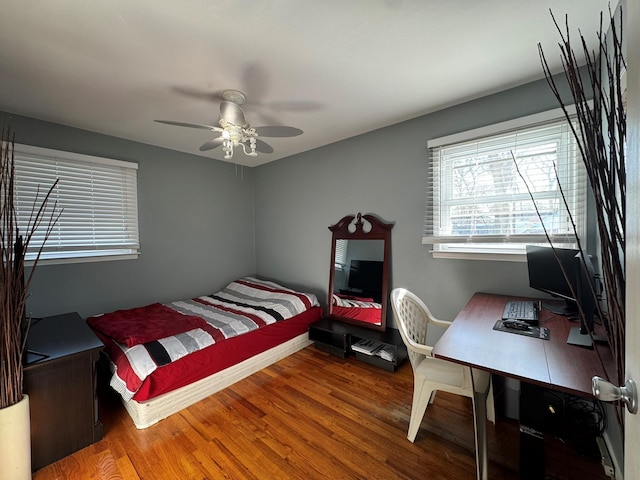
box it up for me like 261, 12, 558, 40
391, 288, 495, 480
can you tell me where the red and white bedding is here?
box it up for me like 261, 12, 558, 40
331, 293, 382, 324
332, 293, 380, 309
88, 277, 321, 402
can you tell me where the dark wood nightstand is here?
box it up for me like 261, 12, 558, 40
24, 312, 104, 472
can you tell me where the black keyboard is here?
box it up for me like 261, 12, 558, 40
502, 300, 539, 324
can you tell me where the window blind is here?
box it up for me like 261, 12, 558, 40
423, 109, 587, 255
334, 239, 348, 269
13, 144, 140, 262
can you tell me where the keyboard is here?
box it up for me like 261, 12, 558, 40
502, 300, 539, 324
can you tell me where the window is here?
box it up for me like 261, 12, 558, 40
334, 239, 347, 270
14, 144, 140, 263
423, 108, 588, 259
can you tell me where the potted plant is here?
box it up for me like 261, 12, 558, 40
0, 127, 58, 478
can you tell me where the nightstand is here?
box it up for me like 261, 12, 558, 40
24, 312, 104, 471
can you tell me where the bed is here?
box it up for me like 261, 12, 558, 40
87, 276, 322, 428
331, 293, 382, 324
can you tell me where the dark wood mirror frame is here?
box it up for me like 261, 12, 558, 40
327, 212, 394, 332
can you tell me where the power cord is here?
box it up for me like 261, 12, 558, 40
544, 390, 605, 458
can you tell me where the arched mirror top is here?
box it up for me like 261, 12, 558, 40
328, 213, 394, 331
329, 212, 394, 239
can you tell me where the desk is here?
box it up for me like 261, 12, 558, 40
432, 292, 614, 479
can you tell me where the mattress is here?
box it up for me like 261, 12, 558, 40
88, 277, 322, 426
122, 332, 314, 429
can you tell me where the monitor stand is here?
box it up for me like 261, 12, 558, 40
541, 299, 578, 316
567, 327, 608, 348
567, 327, 593, 347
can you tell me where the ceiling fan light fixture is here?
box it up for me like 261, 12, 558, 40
216, 119, 261, 160
222, 137, 233, 159
156, 88, 303, 162
244, 137, 258, 157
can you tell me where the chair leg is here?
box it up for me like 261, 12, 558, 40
407, 376, 433, 443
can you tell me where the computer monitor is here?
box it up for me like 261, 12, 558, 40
347, 260, 383, 297
526, 245, 603, 347
526, 245, 579, 315
569, 251, 605, 347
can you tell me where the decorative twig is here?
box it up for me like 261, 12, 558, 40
512, 153, 614, 382
1, 128, 60, 409
538, 6, 625, 425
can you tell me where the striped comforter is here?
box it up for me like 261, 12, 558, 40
332, 293, 381, 309
89, 277, 319, 401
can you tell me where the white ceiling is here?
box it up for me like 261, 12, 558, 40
0, 0, 614, 166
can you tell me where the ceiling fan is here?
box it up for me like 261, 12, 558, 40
155, 89, 303, 160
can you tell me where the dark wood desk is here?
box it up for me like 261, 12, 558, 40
432, 292, 614, 479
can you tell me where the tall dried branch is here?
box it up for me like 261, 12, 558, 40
538, 7, 625, 422
1, 127, 60, 409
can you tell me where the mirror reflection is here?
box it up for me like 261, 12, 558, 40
331, 239, 384, 325
327, 212, 393, 331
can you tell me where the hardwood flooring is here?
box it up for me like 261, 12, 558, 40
32, 346, 608, 480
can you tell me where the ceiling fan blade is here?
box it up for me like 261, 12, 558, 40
254, 138, 274, 154
265, 100, 322, 112
254, 126, 303, 137
241, 63, 270, 104
155, 120, 219, 130
252, 110, 282, 128
220, 101, 246, 126
199, 137, 224, 152
170, 85, 225, 103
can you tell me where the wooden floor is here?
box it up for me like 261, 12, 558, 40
32, 346, 608, 480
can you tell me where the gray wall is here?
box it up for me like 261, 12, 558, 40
1, 112, 256, 319
253, 75, 580, 328
1, 73, 579, 325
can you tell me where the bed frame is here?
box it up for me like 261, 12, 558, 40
121, 332, 312, 429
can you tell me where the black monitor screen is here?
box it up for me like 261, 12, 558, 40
526, 245, 579, 314
347, 260, 383, 294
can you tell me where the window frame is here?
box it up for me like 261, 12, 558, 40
423, 107, 588, 261
13, 143, 140, 265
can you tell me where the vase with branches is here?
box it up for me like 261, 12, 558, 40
1, 127, 59, 408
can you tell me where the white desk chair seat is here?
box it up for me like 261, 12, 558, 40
416, 356, 465, 386
391, 288, 495, 480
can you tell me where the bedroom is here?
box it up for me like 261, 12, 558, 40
0, 0, 638, 478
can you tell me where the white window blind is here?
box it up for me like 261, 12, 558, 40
334, 239, 348, 270
423, 109, 587, 257
13, 144, 140, 263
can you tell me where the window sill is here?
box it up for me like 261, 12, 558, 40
27, 253, 139, 267
430, 250, 527, 262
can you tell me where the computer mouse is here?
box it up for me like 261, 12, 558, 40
504, 319, 530, 331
